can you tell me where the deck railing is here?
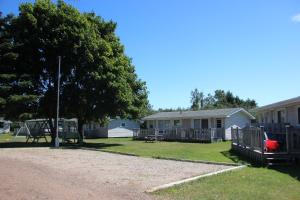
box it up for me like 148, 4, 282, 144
231, 125, 300, 164
133, 128, 224, 142
231, 127, 264, 152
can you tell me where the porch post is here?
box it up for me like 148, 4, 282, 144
236, 127, 239, 146
286, 125, 290, 154
260, 126, 265, 155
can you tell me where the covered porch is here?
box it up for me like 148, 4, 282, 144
135, 117, 225, 142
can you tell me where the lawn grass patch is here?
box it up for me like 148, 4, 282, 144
84, 138, 237, 163
154, 166, 300, 200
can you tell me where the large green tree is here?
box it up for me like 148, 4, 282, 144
0, 0, 149, 143
0, 12, 39, 120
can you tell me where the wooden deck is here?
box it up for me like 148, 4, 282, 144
231, 126, 300, 165
133, 128, 224, 143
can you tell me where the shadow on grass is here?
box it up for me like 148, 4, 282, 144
269, 165, 300, 181
221, 150, 259, 165
0, 141, 50, 148
0, 140, 123, 150
81, 142, 123, 149
222, 149, 300, 181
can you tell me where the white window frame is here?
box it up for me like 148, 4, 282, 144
174, 119, 181, 127
216, 118, 222, 128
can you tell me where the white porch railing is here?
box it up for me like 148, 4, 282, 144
133, 128, 224, 142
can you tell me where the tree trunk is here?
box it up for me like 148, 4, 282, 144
48, 118, 56, 145
77, 119, 84, 143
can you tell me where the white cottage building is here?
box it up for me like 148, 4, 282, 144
142, 108, 255, 140
83, 119, 139, 138
256, 96, 300, 127
0, 119, 12, 134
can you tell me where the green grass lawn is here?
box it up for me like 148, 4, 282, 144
0, 134, 240, 163
155, 166, 300, 200
83, 137, 237, 163
1, 134, 299, 200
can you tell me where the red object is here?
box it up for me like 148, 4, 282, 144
265, 139, 280, 152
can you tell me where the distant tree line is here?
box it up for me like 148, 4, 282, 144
190, 89, 257, 110
153, 89, 257, 113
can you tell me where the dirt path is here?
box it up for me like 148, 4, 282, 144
0, 148, 233, 200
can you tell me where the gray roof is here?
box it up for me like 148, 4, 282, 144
256, 96, 300, 111
142, 108, 255, 120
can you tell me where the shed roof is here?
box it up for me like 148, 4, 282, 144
142, 108, 255, 120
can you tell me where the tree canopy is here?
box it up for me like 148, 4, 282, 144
190, 88, 204, 110
0, 0, 149, 141
193, 89, 257, 110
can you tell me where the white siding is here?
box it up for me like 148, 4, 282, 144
84, 119, 139, 138
107, 119, 139, 137
108, 119, 139, 130
286, 105, 300, 127
108, 127, 135, 137
0, 121, 10, 134
257, 102, 300, 127
224, 112, 251, 140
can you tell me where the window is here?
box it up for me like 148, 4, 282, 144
277, 110, 286, 124
0, 122, 3, 128
194, 119, 200, 129
298, 107, 300, 124
174, 120, 180, 127
121, 122, 126, 127
148, 120, 154, 129
216, 119, 222, 128
158, 120, 170, 129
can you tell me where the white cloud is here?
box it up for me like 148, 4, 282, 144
292, 14, 300, 22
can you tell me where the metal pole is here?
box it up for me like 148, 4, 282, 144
55, 56, 61, 148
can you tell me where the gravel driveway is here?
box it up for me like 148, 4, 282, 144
0, 148, 233, 200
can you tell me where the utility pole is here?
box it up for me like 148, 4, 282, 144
55, 56, 61, 148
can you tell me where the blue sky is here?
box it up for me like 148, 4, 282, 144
1, 0, 300, 109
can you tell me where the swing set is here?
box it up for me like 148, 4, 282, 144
15, 118, 81, 144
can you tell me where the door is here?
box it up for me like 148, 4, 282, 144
277, 111, 282, 123
201, 119, 209, 129
182, 119, 191, 129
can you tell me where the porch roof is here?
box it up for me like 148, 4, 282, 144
256, 96, 300, 112
142, 108, 255, 120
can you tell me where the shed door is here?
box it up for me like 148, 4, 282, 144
201, 119, 209, 129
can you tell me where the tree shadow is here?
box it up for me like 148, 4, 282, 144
0, 141, 50, 148
222, 149, 300, 181
268, 165, 300, 181
0, 140, 123, 149
221, 149, 258, 165
78, 142, 123, 149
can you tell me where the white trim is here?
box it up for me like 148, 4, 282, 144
227, 108, 255, 120
256, 96, 300, 111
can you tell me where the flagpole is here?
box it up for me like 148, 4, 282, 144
55, 56, 61, 148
